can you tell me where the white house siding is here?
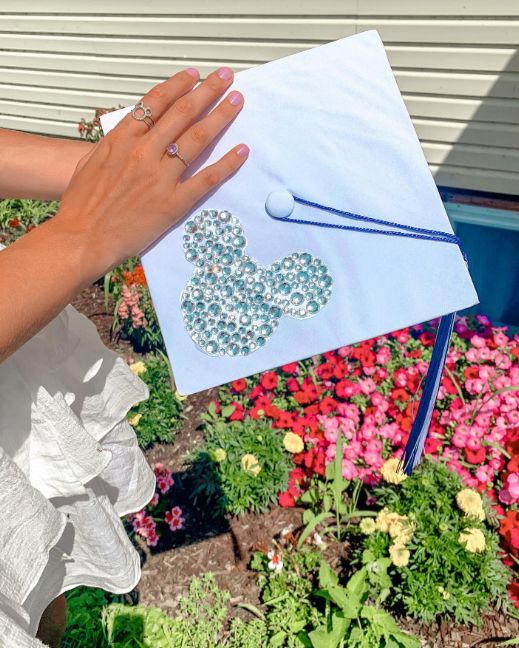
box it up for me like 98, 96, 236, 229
0, 1, 518, 195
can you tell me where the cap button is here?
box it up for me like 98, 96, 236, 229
265, 190, 295, 219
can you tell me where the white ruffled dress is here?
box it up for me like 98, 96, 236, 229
0, 289, 156, 646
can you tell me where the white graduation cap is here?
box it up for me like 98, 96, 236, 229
101, 30, 478, 472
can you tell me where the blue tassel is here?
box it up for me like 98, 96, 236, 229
400, 312, 456, 475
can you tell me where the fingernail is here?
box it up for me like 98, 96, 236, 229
228, 90, 243, 106
217, 66, 233, 81
185, 67, 199, 78
236, 144, 249, 158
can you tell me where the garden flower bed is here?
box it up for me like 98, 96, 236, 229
2, 194, 518, 646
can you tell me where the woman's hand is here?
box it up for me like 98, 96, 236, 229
0, 66, 248, 361
55, 66, 248, 283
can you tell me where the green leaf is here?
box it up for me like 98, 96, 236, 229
308, 613, 349, 648
319, 560, 339, 588
303, 509, 315, 525
207, 401, 217, 416
346, 568, 367, 599
221, 404, 236, 418
298, 513, 334, 548
328, 587, 362, 619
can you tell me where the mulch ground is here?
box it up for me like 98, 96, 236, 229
72, 283, 519, 648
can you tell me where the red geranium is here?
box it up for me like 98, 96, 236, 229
260, 372, 278, 391
231, 378, 247, 393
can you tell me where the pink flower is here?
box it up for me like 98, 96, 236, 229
475, 464, 494, 485
500, 473, 519, 505
342, 459, 358, 480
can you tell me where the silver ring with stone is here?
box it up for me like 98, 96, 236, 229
166, 142, 189, 167
131, 101, 155, 130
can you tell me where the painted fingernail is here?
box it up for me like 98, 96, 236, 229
236, 144, 249, 158
185, 67, 199, 78
228, 90, 243, 106
217, 66, 233, 81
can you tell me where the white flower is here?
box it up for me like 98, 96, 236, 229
267, 550, 283, 573
313, 532, 323, 546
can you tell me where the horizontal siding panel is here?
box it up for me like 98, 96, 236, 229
402, 95, 519, 124
413, 119, 519, 149
3, 1, 519, 15
0, 84, 134, 111
1, 83, 516, 127
431, 164, 519, 196
1, 34, 517, 72
0, 99, 88, 122
0, 113, 77, 138
422, 141, 519, 174
1, 54, 518, 100
0, 6, 517, 196
0, 17, 518, 44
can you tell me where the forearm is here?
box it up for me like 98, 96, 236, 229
0, 216, 94, 362
0, 129, 94, 200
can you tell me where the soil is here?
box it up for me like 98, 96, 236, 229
72, 283, 519, 648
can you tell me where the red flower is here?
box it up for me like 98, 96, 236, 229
231, 378, 247, 392
420, 332, 435, 346
319, 396, 338, 415
441, 376, 458, 395
273, 411, 294, 429
315, 363, 333, 380
294, 391, 311, 405
211, 401, 221, 415
408, 349, 422, 359
391, 388, 410, 403
335, 379, 356, 399
261, 372, 278, 391
464, 366, 480, 380
8, 218, 20, 228
424, 437, 442, 455
255, 395, 272, 409
333, 363, 349, 379
278, 491, 296, 507
249, 385, 264, 400
229, 401, 244, 421
465, 447, 487, 465
287, 377, 300, 392
282, 362, 299, 374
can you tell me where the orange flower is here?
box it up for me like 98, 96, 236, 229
133, 265, 147, 287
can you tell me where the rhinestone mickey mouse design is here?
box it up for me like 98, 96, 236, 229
180, 209, 333, 356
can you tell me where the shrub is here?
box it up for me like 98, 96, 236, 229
360, 458, 512, 625
190, 403, 294, 515
0, 198, 58, 244
127, 353, 183, 448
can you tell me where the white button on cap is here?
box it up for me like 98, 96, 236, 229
265, 190, 295, 219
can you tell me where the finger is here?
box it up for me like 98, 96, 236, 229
172, 144, 249, 216
162, 90, 244, 174
106, 68, 200, 141
147, 67, 235, 154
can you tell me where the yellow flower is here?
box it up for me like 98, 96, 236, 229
175, 390, 187, 402
128, 413, 142, 427
376, 508, 404, 533
456, 488, 485, 521
459, 528, 486, 553
211, 448, 227, 463
129, 361, 147, 376
359, 518, 377, 535
241, 454, 261, 476
380, 457, 407, 485
388, 518, 415, 545
389, 543, 410, 567
283, 432, 304, 454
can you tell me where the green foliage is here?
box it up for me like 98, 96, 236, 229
362, 458, 511, 625
251, 544, 419, 648
108, 257, 165, 354
190, 407, 293, 515
0, 198, 59, 244
128, 353, 183, 448
309, 563, 420, 648
298, 434, 376, 547
78, 107, 123, 143
62, 587, 123, 647
64, 574, 268, 648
